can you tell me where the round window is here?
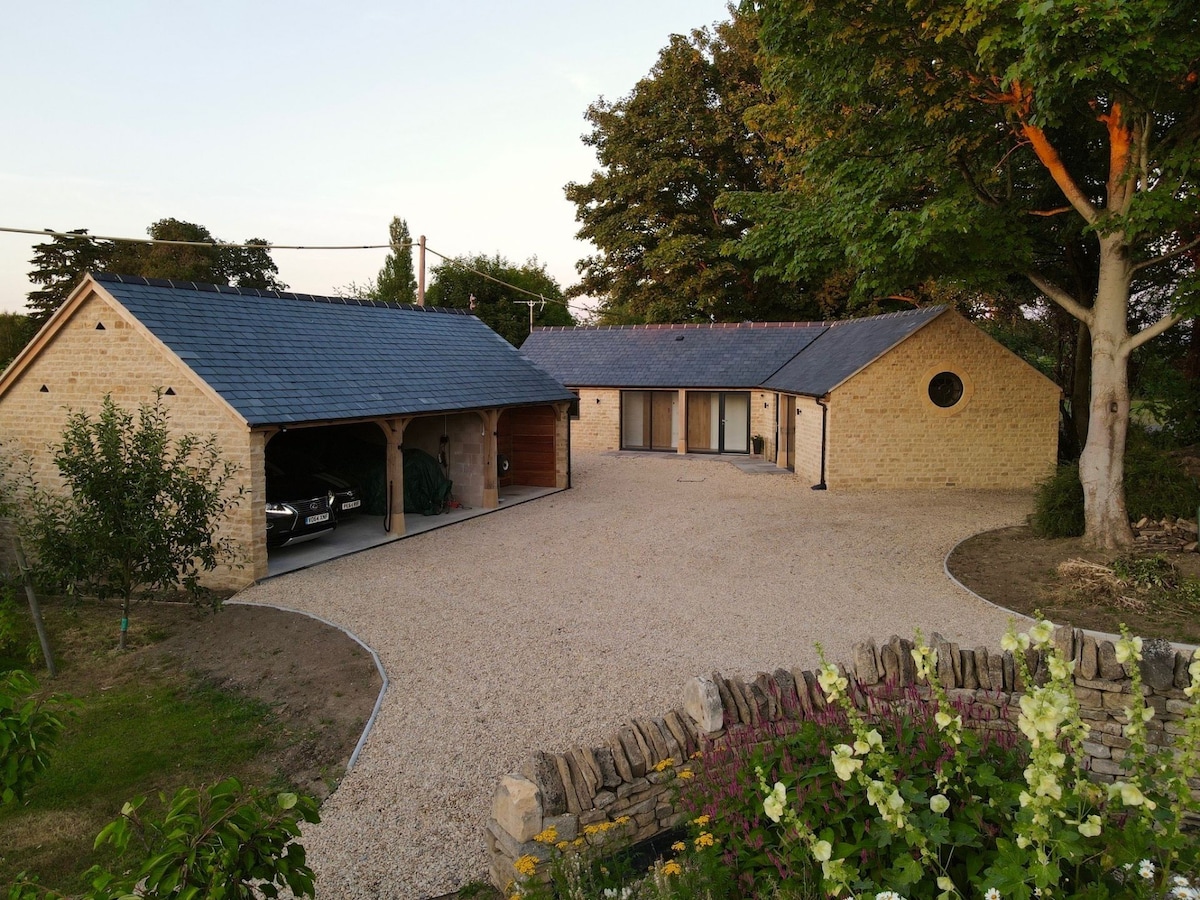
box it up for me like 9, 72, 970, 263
928, 371, 964, 408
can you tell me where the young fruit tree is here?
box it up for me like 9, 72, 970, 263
18, 393, 242, 648
734, 0, 1200, 548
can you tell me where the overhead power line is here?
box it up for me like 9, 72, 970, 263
1, 224, 587, 315
0, 225, 398, 252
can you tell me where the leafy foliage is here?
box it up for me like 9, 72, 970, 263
0, 314, 36, 374
8, 779, 319, 900
26, 219, 285, 326
681, 687, 1026, 897
565, 8, 825, 324
374, 217, 417, 305
734, 0, 1200, 546
425, 253, 573, 346
13, 393, 242, 646
0, 670, 71, 806
1034, 438, 1200, 537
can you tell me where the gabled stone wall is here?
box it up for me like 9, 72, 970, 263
486, 628, 1197, 890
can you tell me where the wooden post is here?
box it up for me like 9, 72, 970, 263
480, 409, 501, 508
417, 236, 426, 307
15, 539, 55, 677
384, 417, 410, 533
676, 389, 688, 454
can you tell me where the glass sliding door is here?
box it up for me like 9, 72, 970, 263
685, 391, 750, 453
722, 392, 749, 453
621, 391, 677, 451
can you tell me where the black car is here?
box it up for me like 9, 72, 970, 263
265, 465, 337, 548
268, 451, 363, 519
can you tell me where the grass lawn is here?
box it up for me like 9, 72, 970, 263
0, 596, 346, 894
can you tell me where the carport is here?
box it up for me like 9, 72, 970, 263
0, 274, 575, 589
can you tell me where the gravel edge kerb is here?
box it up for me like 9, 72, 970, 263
225, 599, 389, 772
943, 527, 1199, 654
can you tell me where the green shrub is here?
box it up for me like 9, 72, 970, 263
8, 779, 320, 900
1031, 463, 1085, 537
0, 670, 72, 806
1032, 438, 1200, 538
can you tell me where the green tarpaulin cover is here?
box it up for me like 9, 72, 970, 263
403, 448, 453, 516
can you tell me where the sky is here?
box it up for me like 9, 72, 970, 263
0, 1, 734, 317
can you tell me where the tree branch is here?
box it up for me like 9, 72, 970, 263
1125, 310, 1185, 353
1130, 235, 1200, 274
956, 157, 1001, 208
1027, 207, 1073, 217
1024, 271, 1094, 326
1022, 123, 1099, 225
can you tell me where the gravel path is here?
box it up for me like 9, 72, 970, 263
237, 452, 1034, 898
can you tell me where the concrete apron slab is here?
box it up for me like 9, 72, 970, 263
604, 449, 792, 475
264, 484, 563, 578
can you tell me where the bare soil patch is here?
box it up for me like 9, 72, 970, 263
37, 599, 382, 798
147, 602, 382, 798
946, 525, 1200, 644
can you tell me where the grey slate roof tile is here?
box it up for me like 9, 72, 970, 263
521, 307, 946, 396
95, 274, 574, 427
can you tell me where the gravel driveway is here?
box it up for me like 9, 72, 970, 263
237, 452, 1034, 898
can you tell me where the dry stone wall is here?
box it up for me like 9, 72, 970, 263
487, 627, 1198, 890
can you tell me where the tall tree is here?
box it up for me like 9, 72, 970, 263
731, 0, 1200, 549
375, 217, 417, 304
0, 312, 36, 371
425, 254, 574, 346
26, 219, 286, 325
26, 229, 116, 326
565, 8, 824, 324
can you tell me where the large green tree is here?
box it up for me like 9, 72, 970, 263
0, 313, 36, 372
732, 0, 1200, 549
375, 216, 417, 304
26, 219, 285, 326
565, 8, 826, 323
425, 254, 574, 345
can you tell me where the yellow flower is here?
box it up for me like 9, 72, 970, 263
690, 750, 703, 760
1078, 814, 1102, 837
831, 744, 863, 781
1115, 635, 1143, 665
653, 757, 676, 772
572, 838, 585, 848
671, 841, 686, 852
692, 815, 710, 827
555, 841, 569, 851
695, 831, 715, 848
614, 815, 632, 825
662, 860, 683, 877
513, 855, 539, 878
533, 825, 558, 844
812, 839, 832, 862
1028, 619, 1055, 647
677, 769, 695, 780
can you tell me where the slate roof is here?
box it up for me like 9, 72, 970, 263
93, 274, 575, 427
522, 307, 946, 396
762, 306, 946, 396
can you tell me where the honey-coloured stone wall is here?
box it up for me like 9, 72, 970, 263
825, 311, 1060, 489
0, 288, 260, 587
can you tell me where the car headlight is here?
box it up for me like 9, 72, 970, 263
266, 502, 294, 516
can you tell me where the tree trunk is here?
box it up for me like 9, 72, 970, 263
1071, 321, 1091, 450
1078, 235, 1135, 549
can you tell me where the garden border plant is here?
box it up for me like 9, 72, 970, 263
491, 623, 1200, 900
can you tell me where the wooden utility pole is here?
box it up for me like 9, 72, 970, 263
417, 235, 426, 306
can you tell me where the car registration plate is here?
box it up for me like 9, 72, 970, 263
305, 513, 330, 525
342, 499, 362, 510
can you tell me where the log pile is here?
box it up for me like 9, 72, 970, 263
1132, 516, 1199, 553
